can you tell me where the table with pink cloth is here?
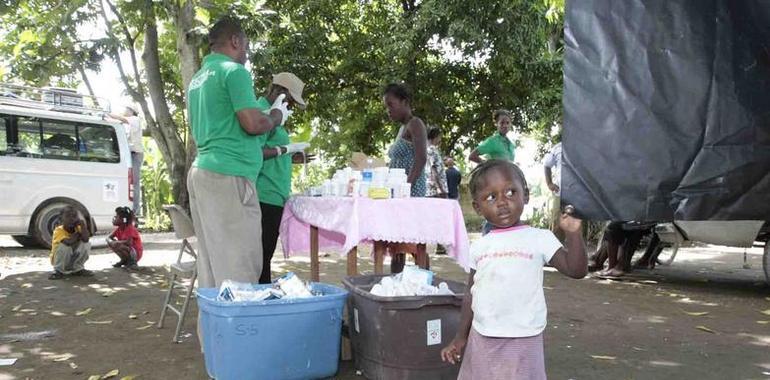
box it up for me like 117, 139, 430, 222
279, 196, 471, 280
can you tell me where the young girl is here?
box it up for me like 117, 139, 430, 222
440, 160, 587, 379
107, 207, 143, 270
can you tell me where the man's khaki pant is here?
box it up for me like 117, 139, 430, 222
187, 167, 263, 288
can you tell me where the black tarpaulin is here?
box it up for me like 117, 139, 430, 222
562, 0, 770, 221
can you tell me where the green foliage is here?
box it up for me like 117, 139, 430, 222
251, 0, 565, 168
0, 0, 107, 86
291, 162, 331, 194
140, 139, 172, 231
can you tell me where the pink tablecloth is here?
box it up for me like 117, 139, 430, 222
279, 196, 471, 269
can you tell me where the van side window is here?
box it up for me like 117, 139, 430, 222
16, 116, 42, 157
78, 124, 119, 163
41, 119, 79, 160
0, 115, 8, 155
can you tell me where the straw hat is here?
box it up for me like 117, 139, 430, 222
272, 72, 306, 109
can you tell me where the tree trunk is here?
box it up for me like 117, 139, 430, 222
142, 0, 189, 208
174, 0, 200, 185
77, 65, 96, 99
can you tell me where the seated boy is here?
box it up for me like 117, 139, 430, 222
49, 206, 93, 280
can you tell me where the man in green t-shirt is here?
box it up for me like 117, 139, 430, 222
186, 17, 291, 289
469, 109, 516, 164
255, 72, 311, 283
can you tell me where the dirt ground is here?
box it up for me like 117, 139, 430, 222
1, 233, 769, 380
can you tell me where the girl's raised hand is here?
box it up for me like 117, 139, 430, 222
559, 213, 582, 233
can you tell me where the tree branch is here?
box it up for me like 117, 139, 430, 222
77, 64, 96, 98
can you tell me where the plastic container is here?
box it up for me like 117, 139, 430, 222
342, 275, 466, 380
197, 283, 349, 380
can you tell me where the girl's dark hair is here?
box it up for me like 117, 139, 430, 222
115, 206, 135, 224
427, 126, 442, 140
383, 83, 412, 104
493, 109, 511, 122
469, 159, 528, 199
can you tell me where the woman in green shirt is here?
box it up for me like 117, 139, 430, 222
469, 109, 515, 164
256, 72, 309, 283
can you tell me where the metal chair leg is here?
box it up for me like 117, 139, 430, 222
173, 271, 197, 343
158, 272, 177, 329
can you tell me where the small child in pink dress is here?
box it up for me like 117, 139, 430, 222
441, 160, 587, 379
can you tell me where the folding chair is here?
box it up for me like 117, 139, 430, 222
157, 204, 197, 343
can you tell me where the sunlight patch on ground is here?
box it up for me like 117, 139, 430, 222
738, 333, 770, 348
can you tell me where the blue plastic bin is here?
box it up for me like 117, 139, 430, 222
197, 283, 348, 380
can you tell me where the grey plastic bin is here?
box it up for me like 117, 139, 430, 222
342, 274, 465, 380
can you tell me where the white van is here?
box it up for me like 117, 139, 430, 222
0, 84, 133, 247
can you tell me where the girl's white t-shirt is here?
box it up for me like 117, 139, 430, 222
469, 225, 562, 338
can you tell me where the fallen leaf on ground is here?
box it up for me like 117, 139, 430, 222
632, 347, 647, 351
50, 311, 66, 317
590, 355, 616, 360
756, 321, 770, 325
88, 376, 101, 380
760, 309, 770, 316
69, 362, 78, 369
682, 311, 709, 316
765, 297, 770, 302
85, 320, 113, 325
119, 376, 138, 380
135, 324, 153, 330
695, 325, 716, 334
101, 369, 120, 379
75, 308, 93, 316
639, 280, 658, 284
51, 353, 74, 362
11, 305, 21, 312
128, 314, 137, 319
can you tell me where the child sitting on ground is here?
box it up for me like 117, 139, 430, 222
49, 206, 93, 280
107, 207, 143, 270
440, 160, 588, 379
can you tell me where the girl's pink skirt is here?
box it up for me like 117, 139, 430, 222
458, 328, 546, 380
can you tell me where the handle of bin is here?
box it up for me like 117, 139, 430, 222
376, 295, 465, 310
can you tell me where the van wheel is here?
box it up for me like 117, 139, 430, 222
31, 202, 86, 249
11, 235, 41, 248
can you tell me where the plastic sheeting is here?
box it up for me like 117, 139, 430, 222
562, 0, 770, 221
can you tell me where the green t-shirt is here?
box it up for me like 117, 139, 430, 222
477, 133, 515, 161
187, 53, 264, 183
255, 97, 292, 207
